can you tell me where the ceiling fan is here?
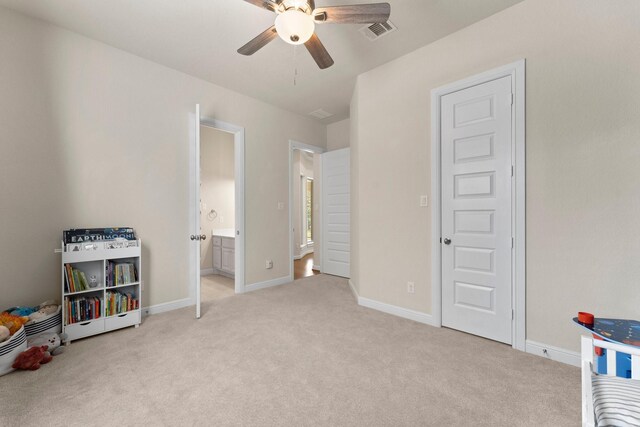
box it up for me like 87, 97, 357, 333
238, 0, 391, 69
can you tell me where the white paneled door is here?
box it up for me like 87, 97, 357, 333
441, 77, 513, 344
322, 148, 350, 278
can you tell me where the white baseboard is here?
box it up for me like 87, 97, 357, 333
293, 247, 314, 260
348, 281, 436, 327
312, 264, 321, 272
244, 276, 291, 293
143, 297, 193, 317
200, 268, 214, 276
525, 339, 581, 367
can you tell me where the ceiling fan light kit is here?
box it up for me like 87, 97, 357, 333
239, 0, 391, 69
275, 8, 315, 45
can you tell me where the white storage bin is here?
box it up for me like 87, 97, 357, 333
0, 325, 27, 376
24, 306, 62, 337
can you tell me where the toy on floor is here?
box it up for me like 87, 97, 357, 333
27, 332, 68, 356
12, 346, 52, 371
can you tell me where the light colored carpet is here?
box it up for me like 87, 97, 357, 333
0, 274, 580, 426
201, 273, 235, 301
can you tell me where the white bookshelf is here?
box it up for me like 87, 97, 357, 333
61, 240, 142, 343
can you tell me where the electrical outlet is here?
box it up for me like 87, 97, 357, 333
420, 195, 428, 207
266, 260, 273, 269
277, 202, 285, 210
407, 282, 415, 294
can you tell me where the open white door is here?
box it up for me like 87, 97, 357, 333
191, 104, 203, 319
322, 148, 350, 278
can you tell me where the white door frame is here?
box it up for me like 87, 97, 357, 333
430, 59, 526, 351
189, 112, 246, 317
289, 140, 325, 282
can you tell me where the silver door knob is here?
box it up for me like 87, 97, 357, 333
190, 235, 197, 241
200, 234, 207, 241
443, 238, 452, 245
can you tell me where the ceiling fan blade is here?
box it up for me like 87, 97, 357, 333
314, 3, 390, 24
304, 33, 334, 69
237, 26, 279, 55
242, 0, 279, 12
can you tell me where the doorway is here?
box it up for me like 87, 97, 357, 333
431, 60, 526, 350
190, 105, 245, 319
289, 141, 325, 281
199, 126, 236, 301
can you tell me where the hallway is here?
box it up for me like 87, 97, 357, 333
294, 253, 319, 280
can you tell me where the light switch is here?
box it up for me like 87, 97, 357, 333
420, 195, 428, 207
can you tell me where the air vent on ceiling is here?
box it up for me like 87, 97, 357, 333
309, 109, 333, 120
359, 20, 397, 41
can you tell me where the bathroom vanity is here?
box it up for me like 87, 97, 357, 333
212, 229, 235, 278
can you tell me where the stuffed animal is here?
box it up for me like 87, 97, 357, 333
7, 306, 36, 317
12, 346, 52, 371
27, 332, 68, 356
0, 312, 28, 335
0, 325, 10, 343
29, 301, 58, 322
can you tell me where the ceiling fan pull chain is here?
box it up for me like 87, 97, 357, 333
293, 45, 298, 86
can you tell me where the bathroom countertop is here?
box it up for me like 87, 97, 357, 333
212, 228, 235, 239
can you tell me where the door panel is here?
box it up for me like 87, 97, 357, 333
193, 105, 202, 319
322, 148, 350, 278
441, 76, 512, 344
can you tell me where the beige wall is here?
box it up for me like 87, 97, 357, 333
0, 7, 326, 308
327, 119, 351, 151
200, 126, 234, 271
351, 0, 640, 352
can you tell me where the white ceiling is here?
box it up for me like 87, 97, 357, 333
0, 0, 524, 123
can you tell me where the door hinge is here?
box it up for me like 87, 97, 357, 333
439, 237, 442, 243
510, 93, 514, 106
511, 165, 514, 177
512, 309, 515, 320
511, 237, 514, 249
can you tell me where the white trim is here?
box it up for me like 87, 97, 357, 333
312, 264, 321, 272
200, 268, 215, 276
289, 140, 325, 282
430, 59, 526, 351
526, 339, 581, 367
293, 247, 314, 260
358, 296, 436, 327
244, 276, 291, 293
143, 298, 193, 316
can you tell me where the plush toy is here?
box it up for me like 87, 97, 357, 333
7, 306, 36, 317
12, 346, 52, 371
27, 332, 68, 356
0, 312, 28, 335
28, 304, 58, 323
0, 325, 10, 343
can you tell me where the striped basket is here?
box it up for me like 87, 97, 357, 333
24, 306, 62, 337
0, 325, 27, 376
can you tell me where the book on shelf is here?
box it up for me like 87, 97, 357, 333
63, 227, 136, 244
105, 291, 139, 316
64, 264, 99, 293
64, 295, 101, 325
106, 261, 138, 287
